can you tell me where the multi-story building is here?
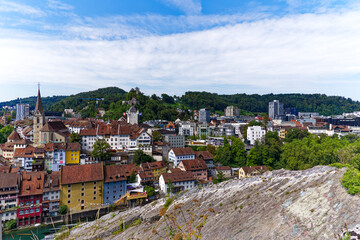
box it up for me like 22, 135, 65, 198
13, 146, 35, 171
103, 165, 127, 205
140, 161, 167, 180
197, 123, 211, 138
164, 135, 185, 148
127, 106, 139, 125
178, 122, 196, 136
16, 103, 29, 121
224, 106, 240, 117
42, 172, 60, 217
199, 108, 210, 123
17, 171, 45, 226
247, 126, 266, 145
159, 171, 196, 194
168, 147, 196, 167
195, 151, 215, 178
60, 164, 103, 211
178, 159, 207, 181
65, 142, 81, 165
0, 172, 20, 223
268, 100, 284, 120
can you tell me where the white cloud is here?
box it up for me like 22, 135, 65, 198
1, 6, 360, 100
48, 0, 73, 11
0, 0, 45, 17
162, 0, 202, 15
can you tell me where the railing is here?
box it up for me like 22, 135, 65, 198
0, 195, 17, 201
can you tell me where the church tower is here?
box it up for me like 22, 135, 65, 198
126, 106, 139, 125
33, 85, 45, 146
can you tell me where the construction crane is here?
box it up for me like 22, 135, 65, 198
78, 98, 104, 109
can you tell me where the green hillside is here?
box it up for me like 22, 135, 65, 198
0, 95, 67, 111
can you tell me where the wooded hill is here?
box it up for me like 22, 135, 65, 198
2, 87, 360, 119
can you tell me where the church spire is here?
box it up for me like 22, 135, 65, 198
34, 83, 44, 114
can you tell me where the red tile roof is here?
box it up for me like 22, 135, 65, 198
215, 166, 232, 171
240, 165, 269, 174
180, 159, 207, 171
13, 146, 35, 158
161, 171, 195, 183
140, 161, 166, 171
20, 171, 45, 196
40, 121, 67, 132
104, 165, 127, 183
44, 171, 60, 192
61, 163, 104, 185
0, 172, 19, 190
172, 147, 195, 156
8, 130, 21, 140
195, 151, 214, 160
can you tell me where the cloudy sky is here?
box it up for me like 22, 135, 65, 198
0, 0, 360, 101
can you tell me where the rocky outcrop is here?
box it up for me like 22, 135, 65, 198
64, 166, 360, 240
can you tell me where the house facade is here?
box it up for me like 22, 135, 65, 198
103, 165, 127, 205
239, 166, 269, 178
178, 159, 208, 181
159, 171, 196, 194
0, 172, 20, 222
168, 147, 196, 167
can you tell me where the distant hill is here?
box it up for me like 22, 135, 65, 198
48, 87, 128, 118
0, 95, 67, 111
180, 92, 360, 115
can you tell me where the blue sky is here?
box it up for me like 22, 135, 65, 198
0, 0, 360, 102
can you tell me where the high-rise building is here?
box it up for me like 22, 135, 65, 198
224, 106, 240, 116
199, 108, 210, 123
16, 103, 29, 121
268, 100, 284, 120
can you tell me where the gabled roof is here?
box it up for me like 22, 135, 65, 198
138, 171, 154, 181
195, 151, 214, 160
8, 130, 21, 141
215, 166, 232, 171
43, 171, 60, 192
66, 142, 81, 151
40, 121, 67, 132
20, 171, 45, 196
61, 163, 103, 185
161, 171, 195, 183
104, 165, 127, 183
180, 159, 207, 171
172, 147, 195, 156
140, 161, 166, 171
0, 172, 19, 194
240, 165, 269, 174
13, 146, 35, 158
129, 106, 137, 113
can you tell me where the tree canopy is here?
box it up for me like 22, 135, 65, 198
91, 139, 111, 161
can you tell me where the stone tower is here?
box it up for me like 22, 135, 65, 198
126, 106, 139, 125
33, 85, 45, 146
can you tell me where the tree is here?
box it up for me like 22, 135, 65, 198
0, 125, 13, 143
284, 128, 310, 142
152, 131, 163, 142
213, 171, 225, 184
167, 179, 174, 195
58, 205, 68, 215
91, 139, 111, 161
133, 150, 155, 164
144, 185, 156, 197
129, 170, 136, 183
206, 144, 216, 155
70, 132, 81, 143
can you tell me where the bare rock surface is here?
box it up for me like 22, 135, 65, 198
64, 166, 360, 240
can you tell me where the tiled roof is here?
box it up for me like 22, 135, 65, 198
13, 146, 35, 158
180, 159, 207, 171
138, 171, 154, 180
0, 166, 10, 173
161, 171, 195, 183
80, 122, 133, 136
170, 168, 183, 173
195, 151, 214, 160
215, 166, 232, 171
0, 172, 19, 190
44, 171, 60, 192
20, 171, 45, 196
66, 142, 81, 151
172, 147, 195, 156
61, 163, 103, 185
104, 165, 127, 183
8, 130, 21, 140
40, 121, 67, 132
120, 164, 141, 177
140, 161, 166, 171
240, 165, 269, 174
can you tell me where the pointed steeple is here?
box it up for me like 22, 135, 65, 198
34, 83, 44, 114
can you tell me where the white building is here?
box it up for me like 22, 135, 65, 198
127, 106, 139, 125
168, 147, 196, 167
224, 106, 240, 117
178, 122, 196, 136
247, 126, 266, 145
159, 172, 196, 194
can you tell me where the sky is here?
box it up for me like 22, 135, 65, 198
0, 0, 360, 101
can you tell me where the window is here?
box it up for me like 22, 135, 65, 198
81, 188, 84, 191
68, 185, 71, 188
68, 194, 71, 198
94, 182, 97, 185
81, 193, 84, 196
93, 191, 96, 195
81, 183, 85, 186
68, 200, 70, 204
94, 186, 97, 190
93, 197, 96, 200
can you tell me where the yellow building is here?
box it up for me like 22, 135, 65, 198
140, 161, 167, 180
60, 163, 103, 211
65, 142, 81, 165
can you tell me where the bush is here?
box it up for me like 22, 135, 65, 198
58, 205, 68, 215
5, 219, 17, 230
164, 198, 173, 209
341, 167, 360, 195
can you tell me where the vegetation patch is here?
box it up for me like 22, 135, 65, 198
341, 167, 360, 195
